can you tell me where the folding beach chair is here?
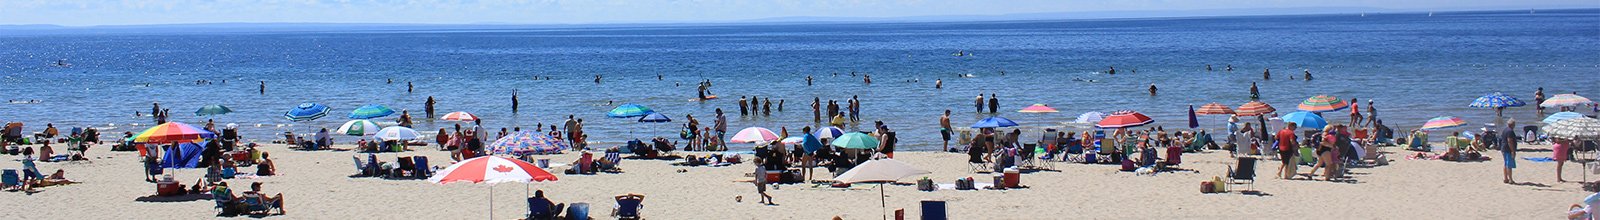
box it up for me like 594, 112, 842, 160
921, 200, 948, 220
613, 194, 645, 220
565, 202, 590, 220
1227, 157, 1257, 192
412, 156, 431, 179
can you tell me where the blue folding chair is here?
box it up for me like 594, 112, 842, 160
613, 194, 644, 220
921, 200, 947, 220
565, 202, 590, 220
2, 169, 19, 190
412, 156, 431, 179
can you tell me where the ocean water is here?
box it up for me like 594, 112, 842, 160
2, 9, 1597, 151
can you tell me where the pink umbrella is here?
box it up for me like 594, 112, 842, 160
730, 127, 780, 143
1017, 104, 1059, 113
439, 111, 479, 122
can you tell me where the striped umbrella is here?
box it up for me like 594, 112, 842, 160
440, 111, 479, 122
489, 131, 570, 155
1421, 116, 1467, 130
1281, 111, 1328, 130
1297, 95, 1349, 112
1196, 103, 1235, 115
815, 126, 846, 139
1544, 112, 1586, 124
970, 116, 1019, 128
831, 132, 881, 149
637, 112, 672, 123
133, 122, 216, 143
336, 120, 381, 136
606, 104, 655, 118
1468, 92, 1526, 108
1544, 117, 1600, 140
1017, 104, 1059, 113
284, 103, 331, 122
1235, 101, 1277, 116
730, 127, 780, 143
429, 155, 557, 184
373, 126, 422, 141
349, 104, 396, 119
1074, 111, 1106, 124
1096, 110, 1154, 129
195, 105, 233, 117
1541, 94, 1594, 108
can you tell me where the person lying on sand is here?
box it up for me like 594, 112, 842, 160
35, 169, 79, 187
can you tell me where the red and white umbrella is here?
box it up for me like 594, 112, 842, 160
730, 127, 780, 143
439, 111, 480, 122
1096, 110, 1155, 129
429, 156, 557, 184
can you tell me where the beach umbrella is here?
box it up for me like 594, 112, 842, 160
606, 104, 655, 118
335, 120, 381, 136
1280, 111, 1328, 130
348, 104, 396, 119
780, 136, 804, 145
1421, 116, 1467, 130
1235, 101, 1276, 117
1074, 112, 1106, 124
637, 112, 672, 123
831, 132, 881, 149
439, 111, 479, 122
373, 126, 421, 141
195, 105, 233, 117
1542, 94, 1594, 108
489, 131, 570, 155
133, 122, 216, 143
284, 103, 331, 122
815, 126, 846, 139
730, 127, 780, 143
1543, 117, 1600, 140
1544, 112, 1587, 124
1469, 92, 1525, 122
970, 116, 1019, 128
1017, 104, 1059, 113
1196, 103, 1235, 115
1187, 105, 1200, 129
1096, 111, 1154, 129
428, 155, 558, 220
1297, 95, 1349, 112
832, 159, 931, 220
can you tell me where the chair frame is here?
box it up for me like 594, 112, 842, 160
1227, 157, 1257, 192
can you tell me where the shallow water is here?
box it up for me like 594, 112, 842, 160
1, 9, 1597, 151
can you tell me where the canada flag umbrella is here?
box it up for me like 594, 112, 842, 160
429, 155, 558, 219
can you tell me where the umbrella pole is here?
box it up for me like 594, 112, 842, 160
880, 183, 887, 220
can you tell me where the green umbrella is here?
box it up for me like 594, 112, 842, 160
830, 132, 880, 149
195, 105, 233, 116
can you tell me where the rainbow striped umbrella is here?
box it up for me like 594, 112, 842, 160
1421, 116, 1467, 130
1196, 102, 1235, 115
1297, 95, 1349, 112
133, 122, 216, 143
1468, 92, 1525, 108
1541, 94, 1594, 108
490, 131, 570, 155
1235, 101, 1276, 117
1017, 104, 1059, 113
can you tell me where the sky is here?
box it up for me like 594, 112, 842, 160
0, 0, 1594, 26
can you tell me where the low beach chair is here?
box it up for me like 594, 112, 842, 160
613, 194, 645, 220
352, 156, 366, 177
212, 187, 238, 215
241, 194, 279, 215
1019, 143, 1038, 169
412, 156, 431, 179
921, 200, 948, 220
565, 202, 590, 220
1299, 147, 1317, 166
1163, 146, 1183, 169
1, 169, 19, 191
394, 156, 415, 178
1226, 157, 1257, 192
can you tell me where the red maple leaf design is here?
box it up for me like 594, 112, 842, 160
493, 165, 515, 173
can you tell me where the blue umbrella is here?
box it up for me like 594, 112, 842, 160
607, 104, 655, 118
349, 104, 395, 119
815, 126, 846, 139
637, 112, 672, 123
970, 116, 1019, 128
1281, 111, 1328, 130
285, 103, 331, 122
161, 141, 207, 169
1468, 92, 1526, 108
195, 105, 233, 117
1545, 112, 1586, 124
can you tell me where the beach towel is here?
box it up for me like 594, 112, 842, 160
1523, 157, 1557, 163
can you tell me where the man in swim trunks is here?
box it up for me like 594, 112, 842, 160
1500, 120, 1520, 184
940, 110, 953, 152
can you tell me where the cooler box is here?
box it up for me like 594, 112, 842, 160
1002, 168, 1020, 188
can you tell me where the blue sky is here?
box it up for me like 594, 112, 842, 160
1, 0, 1593, 26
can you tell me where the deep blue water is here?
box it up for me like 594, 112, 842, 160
2, 9, 1597, 151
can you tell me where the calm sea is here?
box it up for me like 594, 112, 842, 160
2, 9, 1597, 151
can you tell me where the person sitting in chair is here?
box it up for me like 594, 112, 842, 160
244, 182, 286, 215
527, 190, 565, 220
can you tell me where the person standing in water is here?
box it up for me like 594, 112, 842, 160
827, 100, 839, 120
1226, 64, 1234, 72
863, 74, 872, 84
935, 79, 942, 89
1535, 87, 1547, 115
511, 89, 519, 113
762, 98, 773, 116
259, 81, 266, 94
777, 99, 784, 112
738, 96, 749, 116
974, 94, 985, 113
811, 97, 821, 123
1148, 83, 1158, 96
940, 110, 953, 152
1107, 66, 1117, 75
1249, 82, 1260, 100
1349, 98, 1363, 127
1262, 68, 1271, 80
848, 96, 860, 122
1303, 69, 1313, 81
1206, 64, 1213, 71
593, 74, 602, 84
805, 75, 813, 86
425, 96, 436, 118
988, 94, 999, 114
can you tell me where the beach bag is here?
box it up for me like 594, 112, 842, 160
1212, 176, 1226, 192
917, 178, 934, 191
1121, 159, 1136, 171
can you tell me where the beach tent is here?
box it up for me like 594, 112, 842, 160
833, 159, 931, 220
161, 141, 206, 169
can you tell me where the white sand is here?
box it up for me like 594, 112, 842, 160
0, 142, 1589, 219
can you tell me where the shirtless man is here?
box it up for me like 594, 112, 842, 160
940, 110, 953, 151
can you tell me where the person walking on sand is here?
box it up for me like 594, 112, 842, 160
988, 94, 999, 114
974, 94, 985, 113
811, 97, 821, 123
1501, 120, 1521, 184
940, 110, 953, 152
754, 157, 775, 205
738, 96, 749, 116
1262, 68, 1271, 80
715, 109, 728, 144
1148, 83, 1158, 96
425, 96, 436, 118
1276, 123, 1299, 179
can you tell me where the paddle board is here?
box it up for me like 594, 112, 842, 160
690, 95, 719, 102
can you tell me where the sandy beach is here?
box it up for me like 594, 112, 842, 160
0, 140, 1588, 219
